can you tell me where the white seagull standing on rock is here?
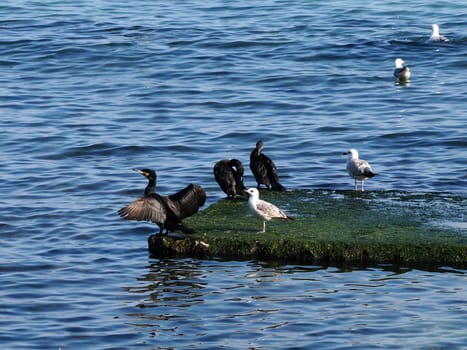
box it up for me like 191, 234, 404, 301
430, 24, 449, 42
393, 58, 411, 83
344, 149, 377, 192
244, 188, 293, 233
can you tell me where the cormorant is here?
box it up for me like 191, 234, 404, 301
244, 188, 293, 233
249, 140, 285, 191
213, 159, 246, 198
118, 169, 206, 234
343, 149, 377, 191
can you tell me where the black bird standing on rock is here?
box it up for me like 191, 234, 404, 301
118, 169, 206, 235
249, 140, 286, 191
213, 159, 247, 198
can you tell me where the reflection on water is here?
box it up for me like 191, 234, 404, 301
124, 260, 467, 349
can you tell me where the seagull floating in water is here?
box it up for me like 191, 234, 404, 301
344, 149, 377, 192
430, 24, 449, 42
213, 159, 246, 199
244, 188, 293, 233
250, 140, 286, 191
118, 169, 206, 235
393, 58, 411, 82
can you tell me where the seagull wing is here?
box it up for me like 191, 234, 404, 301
348, 159, 376, 177
394, 67, 408, 78
256, 199, 289, 220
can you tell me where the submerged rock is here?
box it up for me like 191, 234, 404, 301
148, 190, 467, 268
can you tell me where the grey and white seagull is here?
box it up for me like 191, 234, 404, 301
244, 188, 293, 233
430, 24, 449, 42
344, 149, 377, 191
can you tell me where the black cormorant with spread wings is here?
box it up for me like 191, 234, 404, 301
249, 140, 285, 191
213, 159, 246, 198
118, 169, 206, 234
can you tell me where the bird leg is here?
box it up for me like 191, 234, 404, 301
361, 180, 365, 192
261, 221, 266, 233
354, 179, 358, 191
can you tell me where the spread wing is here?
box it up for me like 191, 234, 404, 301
166, 184, 206, 220
118, 194, 166, 224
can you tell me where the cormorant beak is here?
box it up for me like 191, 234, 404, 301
133, 169, 147, 176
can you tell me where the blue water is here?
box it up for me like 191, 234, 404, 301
1, 0, 466, 348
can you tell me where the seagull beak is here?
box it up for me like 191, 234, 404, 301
243, 189, 250, 195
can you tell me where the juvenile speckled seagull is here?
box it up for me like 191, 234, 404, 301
344, 149, 377, 191
393, 58, 411, 82
244, 188, 293, 233
430, 24, 449, 42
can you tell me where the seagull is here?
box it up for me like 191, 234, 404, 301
393, 58, 411, 82
430, 24, 449, 42
118, 169, 206, 234
244, 188, 293, 233
250, 140, 286, 191
343, 149, 377, 191
213, 159, 246, 198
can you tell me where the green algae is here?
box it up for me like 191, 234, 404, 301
148, 190, 467, 268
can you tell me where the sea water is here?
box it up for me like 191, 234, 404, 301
0, 0, 466, 348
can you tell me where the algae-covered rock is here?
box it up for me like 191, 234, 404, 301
148, 190, 467, 268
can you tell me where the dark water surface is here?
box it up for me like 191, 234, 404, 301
1, 0, 466, 348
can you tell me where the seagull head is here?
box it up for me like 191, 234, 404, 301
394, 58, 406, 68
343, 149, 359, 160
432, 24, 440, 36
244, 188, 260, 200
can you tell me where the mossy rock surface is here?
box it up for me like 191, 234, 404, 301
148, 190, 467, 268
